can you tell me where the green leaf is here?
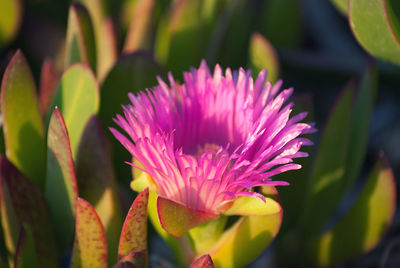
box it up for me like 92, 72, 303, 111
118, 188, 149, 264
0, 0, 21, 49
224, 196, 281, 216
343, 65, 378, 193
189, 254, 214, 268
154, 0, 217, 74
349, 0, 400, 65
65, 3, 97, 72
157, 196, 218, 237
330, 0, 348, 15
76, 116, 122, 265
39, 59, 60, 117
208, 200, 282, 267
45, 108, 78, 251
123, 0, 155, 53
259, 0, 303, 48
305, 155, 397, 265
0, 156, 59, 267
300, 83, 354, 238
71, 198, 108, 268
50, 63, 99, 158
99, 52, 164, 185
1, 50, 46, 190
14, 224, 37, 268
248, 33, 280, 83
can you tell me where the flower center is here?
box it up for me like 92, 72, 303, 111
195, 143, 221, 159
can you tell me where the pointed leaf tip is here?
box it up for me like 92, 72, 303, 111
118, 188, 149, 261
190, 254, 214, 268
157, 196, 218, 237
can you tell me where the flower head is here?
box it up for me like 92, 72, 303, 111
111, 61, 315, 215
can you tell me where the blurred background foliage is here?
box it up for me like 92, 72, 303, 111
0, 0, 400, 267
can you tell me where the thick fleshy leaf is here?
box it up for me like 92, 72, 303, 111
208, 201, 282, 267
259, 0, 303, 48
154, 0, 217, 74
343, 66, 377, 192
248, 33, 280, 83
114, 251, 147, 268
76, 116, 122, 265
50, 63, 99, 158
157, 196, 218, 237
14, 224, 37, 268
300, 83, 354, 238
0, 156, 58, 267
39, 59, 60, 116
71, 198, 108, 268
224, 196, 281, 216
99, 52, 163, 184
0, 0, 21, 49
118, 188, 149, 261
349, 0, 400, 65
65, 3, 97, 71
1, 50, 46, 190
330, 0, 347, 15
305, 155, 396, 265
45, 108, 78, 251
190, 254, 214, 268
123, 0, 155, 53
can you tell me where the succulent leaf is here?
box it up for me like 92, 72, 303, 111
14, 224, 37, 268
189, 254, 214, 268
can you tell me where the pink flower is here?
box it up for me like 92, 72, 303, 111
111, 61, 315, 216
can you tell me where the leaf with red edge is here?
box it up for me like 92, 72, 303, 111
118, 188, 149, 261
76, 115, 122, 265
45, 108, 78, 251
157, 196, 218, 237
39, 59, 60, 116
71, 198, 108, 268
0, 156, 58, 267
189, 254, 214, 268
1, 50, 46, 190
114, 251, 147, 268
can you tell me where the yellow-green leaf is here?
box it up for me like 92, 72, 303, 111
224, 196, 281, 216
50, 63, 99, 158
349, 0, 400, 65
14, 224, 37, 268
71, 198, 108, 268
45, 108, 78, 252
305, 155, 396, 266
330, 0, 348, 15
1, 50, 46, 190
0, 0, 22, 49
248, 33, 280, 83
65, 3, 97, 72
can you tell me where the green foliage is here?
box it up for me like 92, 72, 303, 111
0, 0, 21, 49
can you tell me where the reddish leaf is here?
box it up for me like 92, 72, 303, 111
157, 196, 218, 237
39, 59, 60, 116
71, 198, 108, 268
45, 107, 78, 251
114, 251, 147, 268
189, 254, 214, 268
118, 188, 149, 260
0, 156, 58, 267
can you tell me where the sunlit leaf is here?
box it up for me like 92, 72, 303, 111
118, 188, 149, 262
14, 224, 37, 268
0, 156, 58, 267
45, 108, 78, 251
305, 155, 396, 265
0, 0, 22, 49
208, 198, 282, 267
349, 0, 400, 65
65, 3, 97, 71
248, 33, 280, 83
71, 198, 108, 268
123, 0, 155, 53
330, 0, 348, 15
300, 83, 354, 238
50, 63, 99, 158
1, 50, 46, 190
76, 116, 122, 265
